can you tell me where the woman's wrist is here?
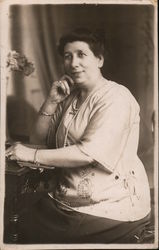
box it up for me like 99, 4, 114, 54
39, 98, 58, 116
33, 148, 41, 167
47, 95, 59, 104
39, 110, 53, 117
26, 147, 37, 163
33, 148, 41, 169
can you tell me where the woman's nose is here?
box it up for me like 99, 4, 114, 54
71, 55, 79, 68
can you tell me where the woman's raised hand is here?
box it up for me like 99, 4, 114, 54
48, 75, 74, 103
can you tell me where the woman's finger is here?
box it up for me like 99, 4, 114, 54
57, 80, 70, 97
6, 148, 15, 159
6, 150, 12, 158
58, 80, 67, 95
61, 80, 70, 96
9, 154, 17, 161
6, 146, 14, 155
6, 142, 21, 155
61, 74, 74, 88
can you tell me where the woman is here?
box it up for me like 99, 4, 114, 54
5, 28, 151, 244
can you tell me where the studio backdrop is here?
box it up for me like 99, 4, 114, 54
6, 4, 155, 187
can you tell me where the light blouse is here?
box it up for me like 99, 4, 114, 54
47, 79, 151, 222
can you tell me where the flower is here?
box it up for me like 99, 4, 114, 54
6, 50, 35, 76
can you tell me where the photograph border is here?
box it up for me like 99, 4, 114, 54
0, 0, 158, 249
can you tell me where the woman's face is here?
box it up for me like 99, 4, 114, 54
63, 41, 104, 88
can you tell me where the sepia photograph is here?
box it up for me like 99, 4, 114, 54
0, 0, 158, 249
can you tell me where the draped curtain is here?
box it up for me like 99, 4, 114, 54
6, 4, 155, 187
7, 5, 64, 139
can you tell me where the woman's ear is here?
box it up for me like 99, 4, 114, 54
98, 55, 104, 68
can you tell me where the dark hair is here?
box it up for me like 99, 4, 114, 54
58, 27, 106, 58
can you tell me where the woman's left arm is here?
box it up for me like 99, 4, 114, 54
6, 143, 93, 168
35, 145, 93, 167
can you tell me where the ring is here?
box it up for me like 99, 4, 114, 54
6, 151, 12, 158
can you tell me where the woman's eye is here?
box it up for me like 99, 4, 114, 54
78, 52, 86, 58
64, 54, 72, 60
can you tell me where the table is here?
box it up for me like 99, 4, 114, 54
4, 159, 56, 243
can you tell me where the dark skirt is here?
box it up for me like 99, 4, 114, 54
16, 194, 150, 244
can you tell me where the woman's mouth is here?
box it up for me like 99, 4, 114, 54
72, 71, 83, 77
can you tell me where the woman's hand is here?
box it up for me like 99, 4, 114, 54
6, 142, 35, 163
48, 75, 74, 103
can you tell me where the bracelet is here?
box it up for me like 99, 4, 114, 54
33, 149, 44, 172
33, 149, 40, 167
39, 111, 53, 116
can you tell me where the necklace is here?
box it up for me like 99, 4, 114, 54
72, 98, 79, 111
69, 98, 79, 115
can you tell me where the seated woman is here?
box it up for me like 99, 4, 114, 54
6, 28, 151, 244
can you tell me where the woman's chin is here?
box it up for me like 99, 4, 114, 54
74, 81, 86, 88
